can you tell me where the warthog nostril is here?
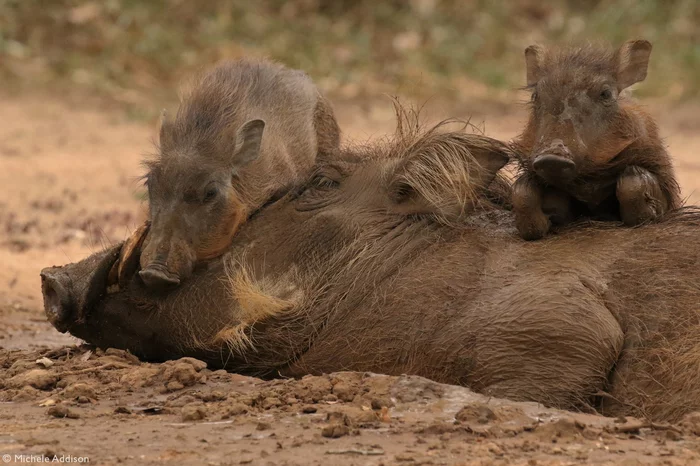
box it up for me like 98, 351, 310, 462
139, 266, 181, 289
40, 269, 74, 333
533, 154, 577, 183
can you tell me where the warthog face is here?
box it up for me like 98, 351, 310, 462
139, 115, 265, 290
138, 57, 333, 290
519, 40, 652, 186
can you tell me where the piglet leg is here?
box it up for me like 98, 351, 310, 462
541, 187, 577, 226
513, 175, 551, 240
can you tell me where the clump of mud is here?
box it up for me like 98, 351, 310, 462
1, 345, 699, 465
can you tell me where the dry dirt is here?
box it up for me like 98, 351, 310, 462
1, 91, 700, 465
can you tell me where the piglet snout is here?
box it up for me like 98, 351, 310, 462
139, 265, 181, 290
533, 140, 577, 183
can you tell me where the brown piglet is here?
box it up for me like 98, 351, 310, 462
134, 58, 340, 289
512, 40, 681, 240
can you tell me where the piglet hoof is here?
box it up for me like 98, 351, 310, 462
617, 166, 666, 226
515, 213, 550, 241
512, 176, 551, 241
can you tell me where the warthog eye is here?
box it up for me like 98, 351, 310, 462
311, 174, 339, 189
390, 182, 414, 203
530, 91, 538, 102
294, 168, 343, 211
297, 165, 344, 198
203, 188, 218, 203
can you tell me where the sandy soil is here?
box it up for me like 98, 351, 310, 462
4, 346, 700, 466
1, 92, 700, 465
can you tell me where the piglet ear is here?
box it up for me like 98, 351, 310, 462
231, 119, 265, 169
616, 39, 652, 90
525, 45, 545, 86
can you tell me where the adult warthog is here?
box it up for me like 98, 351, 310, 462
41, 114, 700, 422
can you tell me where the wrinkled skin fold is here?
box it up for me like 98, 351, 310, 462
41, 123, 700, 423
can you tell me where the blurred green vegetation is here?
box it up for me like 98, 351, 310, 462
1, 0, 699, 110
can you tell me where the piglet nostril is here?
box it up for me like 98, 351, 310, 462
139, 269, 180, 289
548, 139, 569, 154
139, 266, 181, 290
533, 154, 577, 183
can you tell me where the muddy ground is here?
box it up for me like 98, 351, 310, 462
1, 92, 700, 465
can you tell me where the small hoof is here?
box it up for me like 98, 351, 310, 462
516, 215, 550, 241
617, 167, 666, 226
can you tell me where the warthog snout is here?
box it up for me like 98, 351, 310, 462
40, 267, 73, 333
139, 224, 196, 290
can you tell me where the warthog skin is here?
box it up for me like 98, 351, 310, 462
42, 120, 700, 422
512, 40, 681, 240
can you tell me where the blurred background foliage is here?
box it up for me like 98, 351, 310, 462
1, 0, 699, 111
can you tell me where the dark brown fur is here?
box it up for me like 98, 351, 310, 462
512, 40, 681, 240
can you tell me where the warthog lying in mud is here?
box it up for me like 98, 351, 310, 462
42, 115, 700, 422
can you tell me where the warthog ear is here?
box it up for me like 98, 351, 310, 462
525, 45, 544, 87
468, 140, 512, 187
388, 133, 511, 221
615, 39, 652, 90
231, 119, 265, 169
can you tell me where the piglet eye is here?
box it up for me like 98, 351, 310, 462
203, 188, 218, 203
600, 88, 613, 100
